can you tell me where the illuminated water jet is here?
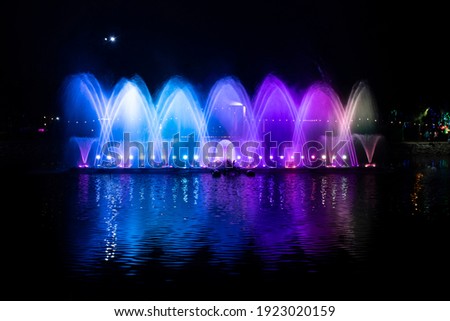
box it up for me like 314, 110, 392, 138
61, 73, 381, 169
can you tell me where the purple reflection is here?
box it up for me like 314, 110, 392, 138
65, 172, 374, 277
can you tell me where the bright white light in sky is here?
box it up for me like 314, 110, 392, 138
104, 36, 116, 43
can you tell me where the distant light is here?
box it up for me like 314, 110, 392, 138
342, 155, 347, 160
96, 155, 101, 160
182, 155, 188, 160
321, 155, 326, 160
194, 155, 199, 160
105, 36, 116, 43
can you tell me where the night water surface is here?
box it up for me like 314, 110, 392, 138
3, 158, 450, 300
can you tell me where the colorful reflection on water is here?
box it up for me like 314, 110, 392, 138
63, 164, 449, 281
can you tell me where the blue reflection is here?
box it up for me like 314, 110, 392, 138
65, 171, 382, 277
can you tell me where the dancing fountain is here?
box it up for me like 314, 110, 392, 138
61, 73, 382, 169
347, 82, 383, 167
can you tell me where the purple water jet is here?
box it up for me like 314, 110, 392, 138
61, 73, 381, 169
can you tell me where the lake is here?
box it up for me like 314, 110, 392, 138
3, 156, 449, 301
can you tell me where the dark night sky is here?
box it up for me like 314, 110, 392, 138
3, 0, 450, 119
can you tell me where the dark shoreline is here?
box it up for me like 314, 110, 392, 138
390, 141, 450, 155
